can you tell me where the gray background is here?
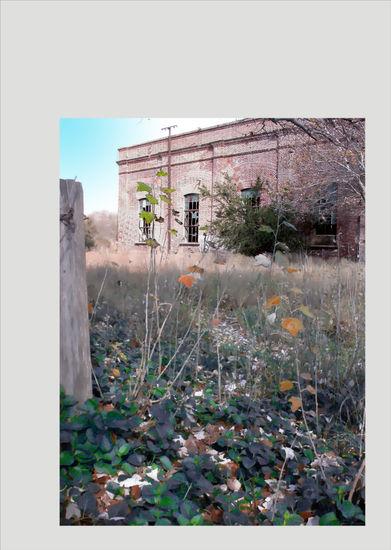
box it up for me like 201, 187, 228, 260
1, 1, 390, 549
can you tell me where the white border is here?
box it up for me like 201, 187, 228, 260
1, 1, 390, 549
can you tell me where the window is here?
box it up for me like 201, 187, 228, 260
184, 193, 199, 243
241, 187, 260, 207
314, 183, 337, 236
139, 198, 152, 239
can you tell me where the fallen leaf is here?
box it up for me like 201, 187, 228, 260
203, 504, 223, 523
266, 312, 276, 324
306, 384, 317, 395
279, 380, 293, 391
289, 397, 302, 412
112, 368, 120, 377
227, 477, 241, 491
214, 258, 226, 265
310, 345, 318, 354
88, 303, 93, 314
130, 485, 141, 500
260, 438, 273, 449
266, 296, 281, 309
178, 275, 196, 288
287, 268, 299, 273
281, 317, 304, 337
212, 317, 220, 327
300, 372, 312, 380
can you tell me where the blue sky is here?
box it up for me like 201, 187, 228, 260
60, 118, 237, 214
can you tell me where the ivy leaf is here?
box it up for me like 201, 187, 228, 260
168, 229, 177, 236
160, 195, 171, 205
161, 187, 175, 194
118, 443, 131, 457
139, 211, 154, 224
145, 193, 158, 205
319, 512, 341, 526
137, 182, 151, 193
156, 170, 168, 177
306, 384, 317, 395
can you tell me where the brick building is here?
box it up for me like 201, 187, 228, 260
117, 119, 364, 260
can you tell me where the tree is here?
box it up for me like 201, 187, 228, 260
84, 217, 97, 250
200, 176, 306, 257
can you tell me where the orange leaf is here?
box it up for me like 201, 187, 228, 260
110, 432, 117, 444
265, 296, 281, 309
112, 368, 120, 377
289, 397, 302, 412
131, 485, 141, 500
188, 265, 204, 274
306, 384, 317, 395
214, 258, 226, 265
279, 380, 293, 391
212, 318, 220, 327
178, 275, 196, 288
88, 303, 93, 314
281, 317, 304, 337
287, 268, 299, 273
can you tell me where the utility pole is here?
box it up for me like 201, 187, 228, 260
161, 125, 177, 253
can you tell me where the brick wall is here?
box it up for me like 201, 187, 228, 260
117, 119, 363, 259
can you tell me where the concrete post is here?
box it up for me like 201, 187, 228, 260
60, 179, 92, 403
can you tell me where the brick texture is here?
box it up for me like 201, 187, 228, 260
117, 119, 364, 259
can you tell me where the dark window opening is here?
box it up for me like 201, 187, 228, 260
314, 183, 337, 236
184, 193, 199, 243
241, 187, 261, 207
139, 198, 152, 239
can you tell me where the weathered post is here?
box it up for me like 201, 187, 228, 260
60, 179, 92, 403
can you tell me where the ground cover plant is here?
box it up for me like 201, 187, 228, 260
60, 243, 365, 526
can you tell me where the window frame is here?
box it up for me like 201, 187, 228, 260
138, 197, 153, 240
184, 193, 199, 243
241, 187, 261, 208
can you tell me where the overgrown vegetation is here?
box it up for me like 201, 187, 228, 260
199, 176, 314, 257
61, 246, 365, 526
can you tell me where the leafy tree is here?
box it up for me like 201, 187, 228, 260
84, 217, 97, 250
200, 176, 306, 257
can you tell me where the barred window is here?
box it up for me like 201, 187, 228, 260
139, 198, 152, 239
184, 193, 199, 243
241, 187, 260, 207
315, 183, 337, 235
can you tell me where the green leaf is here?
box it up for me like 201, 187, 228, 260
199, 226, 208, 231
145, 193, 158, 204
319, 512, 341, 526
303, 448, 314, 461
176, 513, 190, 526
156, 170, 168, 177
137, 182, 152, 193
259, 224, 274, 233
160, 456, 172, 471
155, 518, 171, 525
275, 250, 289, 267
118, 443, 131, 457
167, 229, 177, 236
281, 220, 297, 231
159, 496, 176, 509
337, 500, 362, 519
161, 187, 175, 194
146, 238, 159, 248
139, 211, 154, 224
60, 450, 74, 466
160, 195, 171, 205
121, 463, 135, 476
190, 514, 204, 526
